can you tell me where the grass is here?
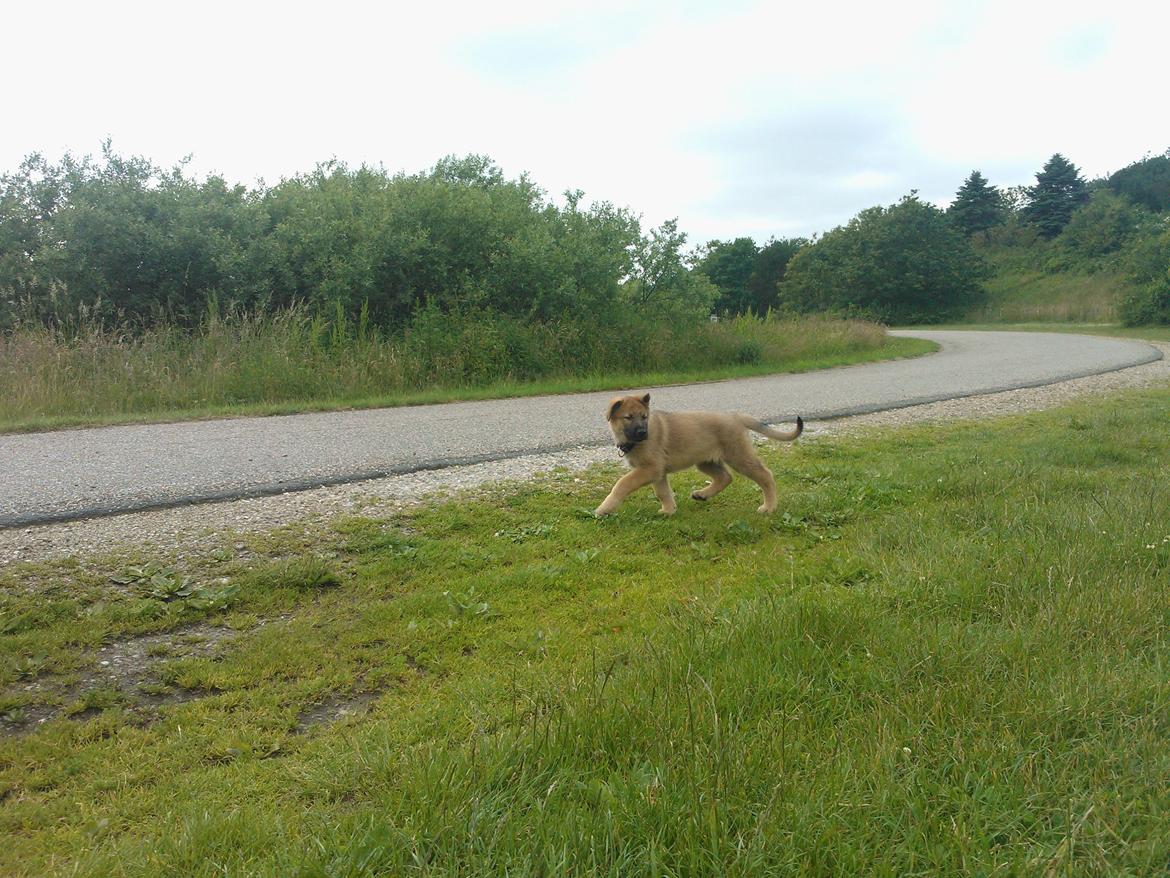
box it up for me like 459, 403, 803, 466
3, 381, 1170, 875
965, 265, 1137, 324
926, 321, 1170, 344
0, 310, 934, 434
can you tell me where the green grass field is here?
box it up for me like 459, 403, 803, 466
3, 378, 1169, 875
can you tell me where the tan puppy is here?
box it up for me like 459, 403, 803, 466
595, 393, 803, 517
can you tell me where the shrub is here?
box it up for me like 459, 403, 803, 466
1056, 191, 1151, 264
1118, 222, 1170, 325
0, 148, 671, 332
1107, 150, 1170, 213
778, 194, 988, 324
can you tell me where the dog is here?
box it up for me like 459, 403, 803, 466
595, 393, 803, 516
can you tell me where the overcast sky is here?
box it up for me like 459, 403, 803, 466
4, 0, 1168, 244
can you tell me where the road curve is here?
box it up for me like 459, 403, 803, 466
1, 330, 1160, 528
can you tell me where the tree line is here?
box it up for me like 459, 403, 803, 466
694, 149, 1170, 325
943, 151, 1170, 323
2, 143, 1168, 332
0, 145, 715, 330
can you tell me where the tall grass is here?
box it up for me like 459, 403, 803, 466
966, 269, 1131, 323
0, 306, 901, 431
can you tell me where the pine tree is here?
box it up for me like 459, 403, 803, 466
1024, 154, 1089, 238
948, 170, 1004, 235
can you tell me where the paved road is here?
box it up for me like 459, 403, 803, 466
1, 330, 1161, 528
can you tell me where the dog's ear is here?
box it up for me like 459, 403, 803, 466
640, 393, 651, 408
607, 398, 623, 421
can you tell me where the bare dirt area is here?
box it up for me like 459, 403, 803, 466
3, 623, 240, 735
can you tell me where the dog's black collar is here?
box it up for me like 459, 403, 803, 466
616, 439, 642, 457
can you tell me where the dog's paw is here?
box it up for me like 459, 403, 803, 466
593, 506, 614, 518
757, 504, 776, 514
690, 490, 707, 502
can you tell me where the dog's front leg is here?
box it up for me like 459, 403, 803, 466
595, 469, 656, 516
652, 477, 676, 515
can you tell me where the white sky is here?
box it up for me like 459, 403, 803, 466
4, 0, 1169, 244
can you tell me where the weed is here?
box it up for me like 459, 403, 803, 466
10, 653, 49, 679
443, 586, 501, 622
494, 522, 555, 543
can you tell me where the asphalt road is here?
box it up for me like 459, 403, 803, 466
1, 330, 1161, 528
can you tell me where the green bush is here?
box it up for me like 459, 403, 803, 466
0, 148, 699, 332
1107, 150, 1170, 213
0, 147, 272, 327
1118, 222, 1170, 325
1054, 190, 1152, 265
778, 194, 988, 324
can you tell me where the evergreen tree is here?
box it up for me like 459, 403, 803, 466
948, 170, 1004, 235
1024, 154, 1089, 238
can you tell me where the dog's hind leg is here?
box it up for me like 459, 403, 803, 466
727, 453, 778, 513
692, 461, 732, 502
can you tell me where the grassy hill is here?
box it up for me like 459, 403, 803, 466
966, 264, 1136, 324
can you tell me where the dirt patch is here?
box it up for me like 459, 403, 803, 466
293, 654, 430, 733
294, 689, 384, 733
2, 623, 240, 735
94, 624, 237, 688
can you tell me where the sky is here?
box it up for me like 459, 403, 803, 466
4, 0, 1169, 245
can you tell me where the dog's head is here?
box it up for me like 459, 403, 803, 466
606, 393, 651, 448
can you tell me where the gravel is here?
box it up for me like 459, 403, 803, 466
2, 339, 1167, 567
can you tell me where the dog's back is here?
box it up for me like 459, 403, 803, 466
647, 410, 797, 473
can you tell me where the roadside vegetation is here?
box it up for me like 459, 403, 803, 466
0, 147, 936, 432
0, 310, 929, 432
2, 385, 1169, 875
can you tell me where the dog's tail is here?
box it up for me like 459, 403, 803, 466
742, 414, 803, 442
